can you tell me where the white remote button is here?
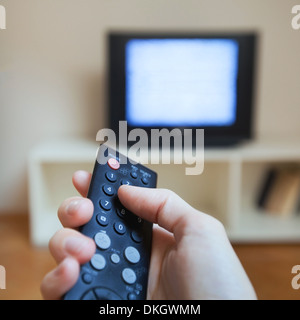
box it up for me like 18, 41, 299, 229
122, 268, 137, 284
110, 253, 120, 264
91, 254, 106, 270
124, 246, 140, 264
94, 232, 111, 250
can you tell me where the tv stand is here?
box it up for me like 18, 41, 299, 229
28, 138, 300, 246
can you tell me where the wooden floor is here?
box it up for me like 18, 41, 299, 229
0, 214, 300, 300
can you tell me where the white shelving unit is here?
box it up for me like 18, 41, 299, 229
28, 138, 300, 246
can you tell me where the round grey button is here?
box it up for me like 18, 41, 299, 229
82, 273, 93, 284
94, 232, 111, 250
128, 293, 137, 300
90, 253, 106, 270
124, 246, 140, 264
110, 253, 120, 264
122, 268, 137, 284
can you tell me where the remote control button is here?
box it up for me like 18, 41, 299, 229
81, 289, 97, 300
82, 273, 93, 284
124, 246, 140, 264
122, 268, 137, 285
131, 230, 143, 243
102, 184, 115, 196
130, 171, 138, 179
90, 253, 106, 270
94, 232, 111, 250
105, 171, 117, 182
110, 253, 120, 264
141, 176, 149, 185
121, 179, 131, 186
114, 221, 126, 235
100, 199, 111, 211
107, 158, 120, 170
128, 293, 137, 300
132, 215, 144, 226
137, 216, 143, 224
96, 213, 109, 227
94, 287, 122, 300
116, 207, 128, 219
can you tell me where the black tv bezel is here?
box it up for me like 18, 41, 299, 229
108, 32, 257, 146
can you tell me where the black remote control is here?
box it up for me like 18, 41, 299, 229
64, 144, 157, 300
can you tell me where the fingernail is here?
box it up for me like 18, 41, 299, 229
75, 170, 89, 179
64, 236, 90, 255
66, 199, 84, 215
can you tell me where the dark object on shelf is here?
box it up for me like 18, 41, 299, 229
257, 168, 300, 217
257, 169, 277, 209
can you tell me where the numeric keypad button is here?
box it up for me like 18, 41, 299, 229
116, 207, 128, 219
121, 179, 131, 186
100, 199, 111, 211
102, 184, 115, 196
114, 221, 126, 235
105, 171, 117, 182
96, 213, 109, 227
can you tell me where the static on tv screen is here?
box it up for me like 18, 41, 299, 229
125, 38, 239, 127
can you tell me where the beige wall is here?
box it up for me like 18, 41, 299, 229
0, 0, 300, 213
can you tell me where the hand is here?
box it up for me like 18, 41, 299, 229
41, 170, 256, 300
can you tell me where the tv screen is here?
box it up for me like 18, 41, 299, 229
108, 32, 257, 146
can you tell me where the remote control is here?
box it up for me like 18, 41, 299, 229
64, 144, 157, 300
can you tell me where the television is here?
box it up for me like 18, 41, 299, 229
108, 32, 257, 147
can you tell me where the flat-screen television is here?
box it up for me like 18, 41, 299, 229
108, 32, 257, 147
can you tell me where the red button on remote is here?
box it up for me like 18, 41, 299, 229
107, 158, 120, 170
